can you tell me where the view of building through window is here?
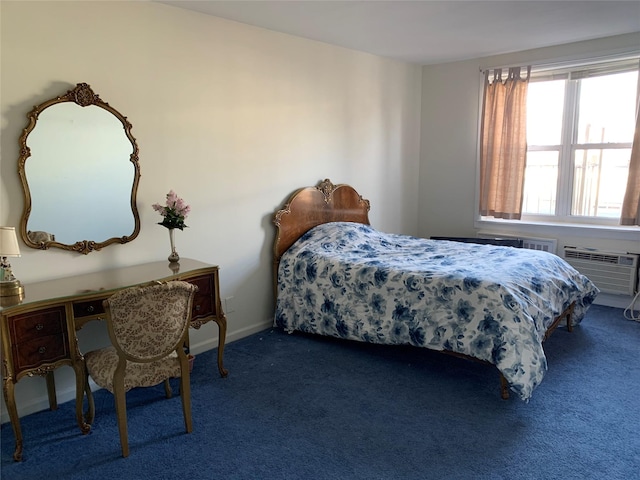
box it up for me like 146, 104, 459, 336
522, 67, 638, 223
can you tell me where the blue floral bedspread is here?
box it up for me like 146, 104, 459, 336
274, 222, 599, 401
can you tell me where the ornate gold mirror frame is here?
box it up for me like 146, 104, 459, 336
18, 83, 141, 254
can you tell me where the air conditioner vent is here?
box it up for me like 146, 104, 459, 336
563, 247, 638, 296
563, 250, 623, 265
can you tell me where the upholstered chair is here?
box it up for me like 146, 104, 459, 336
84, 280, 197, 457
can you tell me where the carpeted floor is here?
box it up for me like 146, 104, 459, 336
1, 304, 639, 479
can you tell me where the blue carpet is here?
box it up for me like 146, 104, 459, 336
1, 305, 639, 479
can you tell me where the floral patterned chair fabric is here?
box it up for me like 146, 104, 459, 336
84, 280, 197, 457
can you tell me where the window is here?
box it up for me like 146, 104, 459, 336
521, 59, 639, 225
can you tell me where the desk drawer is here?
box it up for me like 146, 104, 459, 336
13, 333, 70, 372
8, 306, 66, 343
189, 274, 214, 320
72, 300, 105, 318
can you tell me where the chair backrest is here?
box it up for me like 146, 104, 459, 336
103, 281, 197, 362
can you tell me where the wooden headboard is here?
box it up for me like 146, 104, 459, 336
273, 179, 371, 272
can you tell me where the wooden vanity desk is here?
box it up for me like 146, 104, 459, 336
1, 258, 227, 461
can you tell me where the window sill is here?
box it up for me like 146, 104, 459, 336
475, 217, 640, 242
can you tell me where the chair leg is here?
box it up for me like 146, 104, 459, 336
84, 368, 95, 425
164, 379, 173, 399
113, 375, 129, 458
180, 369, 193, 434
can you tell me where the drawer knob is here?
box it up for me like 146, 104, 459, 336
35, 323, 44, 331
38, 346, 47, 354
195, 305, 201, 311
86, 305, 95, 313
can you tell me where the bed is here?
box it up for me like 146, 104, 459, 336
272, 179, 600, 401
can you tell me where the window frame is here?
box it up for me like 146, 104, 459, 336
477, 55, 640, 231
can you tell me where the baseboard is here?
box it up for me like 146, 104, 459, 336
593, 292, 635, 310
0, 319, 274, 425
188, 320, 273, 355
0, 386, 57, 426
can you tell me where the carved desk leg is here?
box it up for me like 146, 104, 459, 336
72, 357, 91, 434
45, 371, 58, 410
3, 377, 24, 461
215, 314, 229, 377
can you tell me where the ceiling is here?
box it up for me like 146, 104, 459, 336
158, 1, 640, 65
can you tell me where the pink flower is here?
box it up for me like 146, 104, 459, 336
154, 190, 190, 230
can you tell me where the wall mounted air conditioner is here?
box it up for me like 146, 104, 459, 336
563, 247, 639, 296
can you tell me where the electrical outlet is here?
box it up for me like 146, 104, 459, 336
224, 296, 235, 313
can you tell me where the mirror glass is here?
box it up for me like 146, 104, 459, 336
18, 83, 140, 254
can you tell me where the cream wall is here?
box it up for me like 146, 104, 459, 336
0, 1, 421, 421
419, 33, 640, 282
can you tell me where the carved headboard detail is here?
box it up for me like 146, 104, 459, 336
272, 179, 371, 277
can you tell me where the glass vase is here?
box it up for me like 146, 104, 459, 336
168, 228, 180, 263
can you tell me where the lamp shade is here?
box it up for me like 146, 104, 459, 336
0, 227, 21, 257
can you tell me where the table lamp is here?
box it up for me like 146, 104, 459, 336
0, 226, 24, 297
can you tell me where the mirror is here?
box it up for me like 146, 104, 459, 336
18, 83, 141, 254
